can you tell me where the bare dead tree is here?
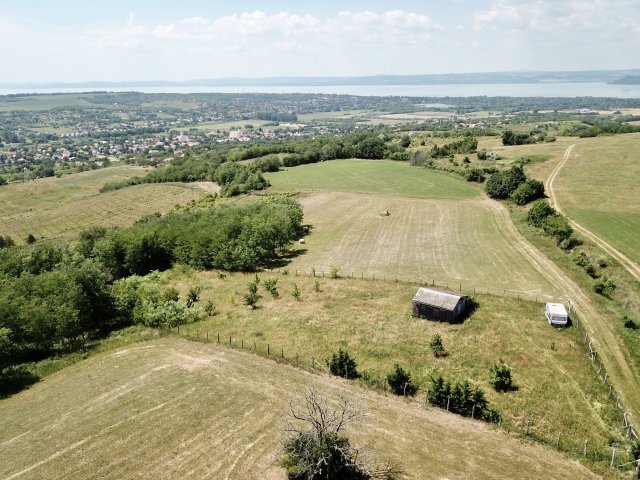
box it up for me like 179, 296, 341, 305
282, 387, 402, 480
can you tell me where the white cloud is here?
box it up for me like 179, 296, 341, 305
0, 5, 638, 83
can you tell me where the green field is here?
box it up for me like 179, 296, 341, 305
164, 269, 620, 460
551, 133, 640, 264
266, 159, 480, 198
0, 166, 210, 241
0, 336, 604, 479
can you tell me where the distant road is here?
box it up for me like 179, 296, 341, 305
546, 144, 640, 282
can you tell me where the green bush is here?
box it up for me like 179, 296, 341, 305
510, 179, 545, 205
327, 349, 359, 379
429, 334, 446, 357
386, 364, 418, 396
489, 360, 514, 392
485, 165, 526, 199
593, 276, 616, 296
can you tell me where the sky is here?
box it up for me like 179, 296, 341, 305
0, 0, 638, 83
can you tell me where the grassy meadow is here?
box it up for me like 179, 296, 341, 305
0, 166, 209, 242
265, 159, 480, 198
162, 268, 622, 456
0, 336, 607, 480
549, 133, 640, 264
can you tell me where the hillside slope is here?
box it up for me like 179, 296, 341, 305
0, 338, 600, 480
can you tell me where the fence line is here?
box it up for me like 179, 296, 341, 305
272, 267, 568, 305
168, 324, 638, 472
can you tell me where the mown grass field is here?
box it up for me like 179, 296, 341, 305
266, 160, 554, 294
287, 191, 555, 294
163, 268, 622, 458
548, 133, 640, 264
0, 166, 209, 242
0, 336, 606, 479
265, 159, 480, 198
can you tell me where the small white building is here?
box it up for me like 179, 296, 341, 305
545, 303, 568, 327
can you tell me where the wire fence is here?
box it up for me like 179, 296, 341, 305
270, 267, 569, 305
168, 319, 639, 473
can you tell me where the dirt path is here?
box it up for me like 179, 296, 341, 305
482, 188, 640, 423
546, 144, 640, 282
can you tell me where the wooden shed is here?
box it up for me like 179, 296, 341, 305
412, 287, 468, 323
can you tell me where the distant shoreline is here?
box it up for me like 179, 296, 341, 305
1, 82, 640, 99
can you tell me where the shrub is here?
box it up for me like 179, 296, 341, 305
204, 299, 216, 316
330, 266, 340, 279
485, 165, 526, 199
542, 215, 573, 245
186, 286, 201, 307
243, 279, 261, 307
264, 278, 279, 299
25, 233, 36, 244
622, 315, 637, 330
291, 283, 301, 301
429, 334, 446, 357
593, 276, 616, 296
327, 348, 360, 379
574, 252, 590, 268
134, 300, 201, 328
463, 168, 485, 183
489, 360, 514, 392
386, 364, 418, 396
510, 179, 545, 205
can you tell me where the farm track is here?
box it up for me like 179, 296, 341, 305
546, 144, 640, 282
503, 144, 640, 423
487, 197, 640, 421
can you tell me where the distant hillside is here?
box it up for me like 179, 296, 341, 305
609, 75, 640, 85
3, 69, 640, 88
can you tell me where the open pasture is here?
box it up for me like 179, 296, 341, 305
266, 159, 480, 199
166, 270, 619, 455
0, 337, 605, 479
548, 133, 640, 265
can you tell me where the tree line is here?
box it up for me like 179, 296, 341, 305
0, 195, 303, 396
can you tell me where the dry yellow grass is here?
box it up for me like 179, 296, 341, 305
0, 166, 210, 241
0, 337, 607, 479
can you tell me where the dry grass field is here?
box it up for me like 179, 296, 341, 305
287, 191, 556, 294
161, 269, 622, 456
265, 161, 555, 294
0, 337, 607, 480
0, 166, 210, 242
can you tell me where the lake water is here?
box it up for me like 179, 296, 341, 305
1, 82, 640, 98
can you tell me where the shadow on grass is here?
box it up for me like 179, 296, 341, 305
265, 248, 308, 269
0, 366, 40, 399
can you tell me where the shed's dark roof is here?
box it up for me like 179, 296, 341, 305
412, 287, 466, 311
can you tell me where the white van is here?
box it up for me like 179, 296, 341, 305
545, 303, 568, 327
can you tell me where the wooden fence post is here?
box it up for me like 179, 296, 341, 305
268, 344, 270, 355
556, 432, 561, 448
584, 440, 588, 457
217, 333, 220, 343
